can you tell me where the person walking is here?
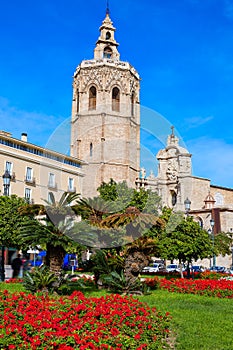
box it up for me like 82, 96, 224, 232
11, 254, 23, 278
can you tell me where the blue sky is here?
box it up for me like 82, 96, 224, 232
0, 0, 233, 187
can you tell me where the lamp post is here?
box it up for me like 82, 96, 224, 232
210, 218, 216, 267
184, 198, 191, 278
1, 170, 11, 282
231, 246, 233, 269
184, 197, 191, 216
3, 170, 11, 196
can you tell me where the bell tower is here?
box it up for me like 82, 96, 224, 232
70, 9, 140, 198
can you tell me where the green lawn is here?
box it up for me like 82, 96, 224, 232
141, 290, 233, 350
1, 283, 233, 349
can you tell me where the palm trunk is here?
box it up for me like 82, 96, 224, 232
46, 243, 65, 277
124, 250, 149, 286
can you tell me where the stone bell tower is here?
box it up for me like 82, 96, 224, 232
70, 9, 140, 198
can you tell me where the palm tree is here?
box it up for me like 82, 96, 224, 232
19, 192, 81, 276
73, 196, 114, 225
100, 206, 165, 285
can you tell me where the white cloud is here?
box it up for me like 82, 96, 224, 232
184, 115, 213, 129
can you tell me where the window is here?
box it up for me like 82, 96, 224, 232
198, 217, 203, 228
171, 191, 177, 206
48, 192, 54, 204
106, 31, 111, 40
5, 161, 12, 174
103, 46, 112, 58
89, 86, 97, 110
76, 89, 79, 113
131, 92, 135, 116
112, 87, 120, 112
25, 188, 31, 203
90, 143, 93, 157
26, 167, 32, 182
48, 173, 55, 188
68, 178, 74, 192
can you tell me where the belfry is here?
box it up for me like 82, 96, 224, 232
70, 8, 141, 197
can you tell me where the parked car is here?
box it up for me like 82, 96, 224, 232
209, 266, 226, 273
142, 263, 165, 274
152, 263, 165, 272
191, 265, 204, 273
142, 266, 151, 273
166, 264, 179, 273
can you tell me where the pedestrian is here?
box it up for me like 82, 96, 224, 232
11, 254, 23, 278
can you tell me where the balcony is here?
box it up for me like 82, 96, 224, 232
48, 182, 58, 191
25, 177, 36, 186
67, 186, 76, 193
25, 198, 34, 204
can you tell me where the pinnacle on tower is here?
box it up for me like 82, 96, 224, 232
106, 0, 110, 15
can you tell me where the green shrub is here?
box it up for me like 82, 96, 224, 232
23, 266, 57, 293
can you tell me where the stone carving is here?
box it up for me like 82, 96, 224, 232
214, 192, 224, 206
75, 64, 138, 95
77, 67, 104, 91
168, 148, 177, 157
166, 159, 178, 181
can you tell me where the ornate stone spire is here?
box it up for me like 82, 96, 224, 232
167, 126, 179, 146
94, 7, 120, 60
106, 0, 110, 15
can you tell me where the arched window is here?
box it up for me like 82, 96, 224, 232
103, 46, 112, 59
90, 143, 93, 157
198, 217, 203, 228
171, 191, 177, 206
106, 31, 111, 40
89, 86, 96, 110
112, 87, 120, 112
131, 92, 135, 116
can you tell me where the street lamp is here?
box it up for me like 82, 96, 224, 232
231, 246, 233, 269
2, 170, 11, 196
210, 218, 216, 267
184, 198, 191, 278
1, 169, 11, 282
184, 197, 191, 216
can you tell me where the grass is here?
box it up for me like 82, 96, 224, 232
141, 290, 233, 350
1, 283, 233, 349
0, 282, 25, 293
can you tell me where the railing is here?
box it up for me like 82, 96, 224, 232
25, 177, 36, 186
48, 183, 58, 191
25, 198, 34, 204
67, 187, 76, 193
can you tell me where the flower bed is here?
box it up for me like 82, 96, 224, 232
159, 278, 233, 298
5, 278, 23, 284
0, 290, 171, 349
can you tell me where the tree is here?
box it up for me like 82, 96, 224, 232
158, 216, 213, 277
95, 181, 164, 285
0, 195, 36, 249
214, 232, 232, 257
97, 179, 161, 214
19, 192, 81, 275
